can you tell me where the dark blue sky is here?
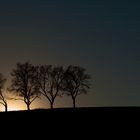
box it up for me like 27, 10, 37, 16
0, 0, 140, 109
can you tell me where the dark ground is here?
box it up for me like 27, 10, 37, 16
2, 107, 140, 121
0, 107, 139, 136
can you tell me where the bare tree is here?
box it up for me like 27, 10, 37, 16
36, 65, 64, 109
0, 73, 8, 112
63, 65, 91, 108
9, 62, 39, 110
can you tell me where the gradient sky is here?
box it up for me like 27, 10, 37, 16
0, 0, 140, 110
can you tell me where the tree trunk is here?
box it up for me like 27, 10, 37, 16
50, 101, 54, 109
5, 104, 7, 112
27, 103, 30, 110
72, 97, 76, 108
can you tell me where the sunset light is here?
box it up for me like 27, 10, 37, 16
0, 0, 139, 112
7, 101, 26, 111
8, 105, 20, 111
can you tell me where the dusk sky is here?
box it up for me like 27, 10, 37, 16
0, 0, 140, 110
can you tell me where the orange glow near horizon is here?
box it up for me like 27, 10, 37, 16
0, 99, 48, 111
8, 105, 23, 111
0, 101, 26, 111
8, 101, 26, 111
0, 96, 71, 111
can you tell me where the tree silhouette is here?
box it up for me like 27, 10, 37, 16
0, 73, 8, 112
63, 65, 91, 108
36, 65, 64, 109
9, 62, 39, 110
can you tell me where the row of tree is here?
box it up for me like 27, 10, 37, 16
0, 62, 91, 111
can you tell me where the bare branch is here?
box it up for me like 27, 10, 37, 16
36, 65, 64, 109
63, 65, 91, 108
0, 101, 5, 106
9, 62, 40, 110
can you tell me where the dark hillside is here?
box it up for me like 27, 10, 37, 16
2, 107, 140, 121
0, 107, 139, 133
